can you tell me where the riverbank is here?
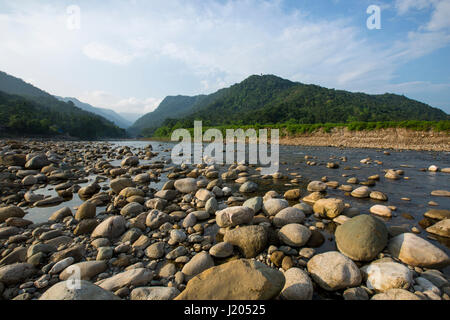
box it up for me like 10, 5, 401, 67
146, 127, 450, 152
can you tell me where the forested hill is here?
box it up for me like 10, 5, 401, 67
0, 71, 126, 139
132, 74, 449, 136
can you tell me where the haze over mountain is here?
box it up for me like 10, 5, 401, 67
56, 96, 132, 129
130, 74, 449, 136
0, 71, 126, 139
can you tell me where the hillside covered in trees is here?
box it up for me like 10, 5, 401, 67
132, 74, 449, 137
0, 71, 126, 139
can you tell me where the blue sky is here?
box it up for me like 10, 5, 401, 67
0, 0, 449, 115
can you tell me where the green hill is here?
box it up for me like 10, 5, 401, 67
132, 74, 449, 136
0, 71, 126, 139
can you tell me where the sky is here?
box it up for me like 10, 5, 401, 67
0, 0, 449, 116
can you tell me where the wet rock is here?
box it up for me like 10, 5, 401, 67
370, 205, 392, 218
385, 170, 401, 180
424, 209, 450, 220
280, 267, 313, 300
335, 215, 388, 262
284, 189, 301, 200
223, 225, 268, 258
278, 224, 311, 247
370, 191, 388, 201
239, 181, 258, 193
307, 181, 327, 192
351, 186, 370, 198
91, 216, 127, 239
49, 207, 72, 222
388, 233, 450, 268
431, 190, 450, 197
313, 198, 345, 219
121, 156, 139, 167
175, 259, 285, 300
39, 280, 120, 300
307, 251, 361, 291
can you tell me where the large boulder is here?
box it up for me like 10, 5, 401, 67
335, 215, 388, 261
223, 225, 268, 258
388, 233, 450, 268
175, 259, 285, 300
307, 251, 361, 291
39, 280, 120, 300
215, 206, 254, 228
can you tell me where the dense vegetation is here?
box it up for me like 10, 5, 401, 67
0, 91, 126, 139
0, 71, 126, 139
133, 74, 449, 137
153, 120, 450, 138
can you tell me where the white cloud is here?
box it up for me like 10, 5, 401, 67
395, 0, 435, 14
82, 42, 137, 65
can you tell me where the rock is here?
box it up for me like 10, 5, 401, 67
170, 229, 187, 243
223, 225, 268, 258
351, 186, 370, 198
243, 197, 263, 213
60, 261, 107, 281
34, 196, 64, 207
146, 210, 171, 229
302, 192, 324, 205
0, 247, 27, 266
343, 287, 369, 300
119, 187, 145, 198
205, 197, 218, 214
174, 178, 198, 194
273, 207, 305, 227
182, 212, 197, 229
215, 206, 254, 228
278, 224, 311, 247
335, 215, 388, 261
5, 217, 32, 228
110, 177, 134, 194
50, 245, 85, 263
280, 268, 313, 300
24, 190, 44, 202
284, 189, 301, 200
120, 202, 144, 217
91, 216, 127, 239
145, 242, 165, 259
370, 191, 388, 201
0, 206, 25, 223
75, 202, 96, 221
361, 261, 413, 292
239, 181, 258, 193
294, 203, 313, 215
96, 247, 113, 261
39, 280, 120, 300
428, 165, 439, 172
371, 289, 420, 300
385, 170, 401, 180
49, 207, 72, 222
426, 219, 450, 238
175, 259, 285, 300
0, 226, 20, 239
121, 156, 139, 167
421, 270, 448, 288
209, 242, 234, 258
133, 173, 151, 184
195, 189, 213, 202
49, 257, 75, 275
74, 219, 99, 235
0, 263, 36, 285
313, 198, 345, 219
307, 251, 361, 291
182, 251, 215, 280
307, 181, 327, 192
388, 233, 450, 268
25, 155, 49, 170
262, 198, 289, 216
130, 286, 180, 300
424, 209, 450, 220
370, 205, 392, 218
431, 190, 450, 197
96, 268, 153, 292
77, 183, 100, 199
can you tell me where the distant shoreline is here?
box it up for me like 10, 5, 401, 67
143, 127, 450, 152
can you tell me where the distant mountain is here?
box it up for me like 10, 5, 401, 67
0, 71, 126, 139
128, 95, 207, 136
131, 74, 449, 136
56, 97, 132, 129
119, 112, 144, 124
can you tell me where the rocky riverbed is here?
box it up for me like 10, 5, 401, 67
0, 139, 449, 301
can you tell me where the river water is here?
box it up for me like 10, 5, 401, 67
25, 140, 450, 275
